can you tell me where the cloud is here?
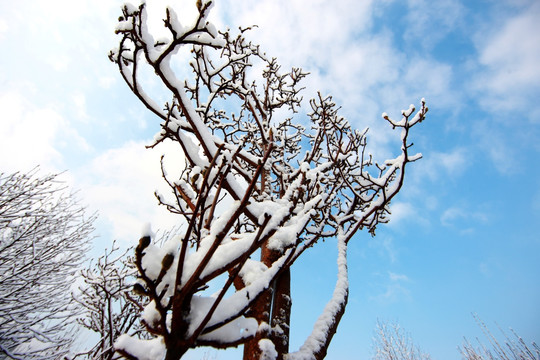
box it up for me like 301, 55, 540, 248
75, 139, 185, 245
387, 202, 430, 230
369, 235, 398, 264
404, 0, 466, 50
440, 206, 488, 230
471, 120, 521, 175
0, 18, 7, 40
0, 89, 90, 173
370, 271, 412, 303
413, 147, 469, 182
388, 271, 410, 282
471, 1, 540, 121
206, 0, 458, 166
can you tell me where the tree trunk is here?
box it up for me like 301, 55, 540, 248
269, 268, 291, 359
242, 288, 272, 360
243, 243, 291, 360
164, 343, 189, 360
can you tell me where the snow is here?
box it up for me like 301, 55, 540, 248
141, 244, 165, 281
122, 2, 138, 15
187, 249, 293, 336
142, 300, 160, 329
141, 222, 154, 238
198, 316, 258, 343
239, 259, 268, 286
109, 0, 430, 356
165, 6, 185, 37
114, 335, 166, 360
401, 104, 415, 117
139, 5, 167, 63
287, 234, 348, 360
115, 19, 134, 32
409, 106, 426, 126
259, 339, 278, 360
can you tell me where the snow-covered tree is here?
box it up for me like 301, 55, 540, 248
459, 315, 540, 360
109, 1, 428, 359
372, 320, 432, 360
0, 168, 95, 359
371, 316, 539, 360
74, 242, 145, 360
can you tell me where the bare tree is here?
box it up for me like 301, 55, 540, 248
372, 320, 432, 360
0, 168, 95, 359
74, 242, 145, 360
109, 1, 427, 359
460, 315, 539, 360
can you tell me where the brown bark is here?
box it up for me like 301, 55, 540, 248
242, 288, 272, 360
269, 268, 291, 359
164, 345, 189, 360
243, 241, 291, 360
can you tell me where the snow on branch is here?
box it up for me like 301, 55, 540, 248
110, 1, 428, 359
0, 168, 95, 359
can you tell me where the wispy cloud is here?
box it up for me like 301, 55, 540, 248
388, 271, 410, 282
412, 147, 469, 182
440, 206, 489, 232
369, 235, 398, 264
471, 1, 540, 122
388, 202, 430, 230
370, 271, 412, 303
404, 0, 466, 50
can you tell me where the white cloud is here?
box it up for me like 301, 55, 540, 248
45, 53, 71, 72
213, 0, 375, 68
72, 93, 89, 121
207, 1, 457, 167
75, 139, 186, 245
0, 18, 7, 41
372, 283, 411, 303
389, 202, 417, 223
440, 206, 488, 229
403, 57, 456, 109
404, 0, 465, 50
388, 271, 410, 282
370, 271, 412, 303
414, 147, 469, 181
387, 202, 429, 230
98, 76, 117, 89
0, 90, 90, 173
471, 2, 540, 121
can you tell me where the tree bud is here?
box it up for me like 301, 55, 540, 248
133, 283, 148, 296
161, 253, 174, 271
138, 236, 151, 251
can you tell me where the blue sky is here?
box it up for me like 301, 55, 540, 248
0, 0, 539, 359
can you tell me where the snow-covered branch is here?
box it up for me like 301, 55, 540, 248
0, 168, 95, 359
110, 1, 428, 359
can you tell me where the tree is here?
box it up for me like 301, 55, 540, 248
109, 1, 427, 359
0, 168, 95, 359
372, 320, 432, 360
459, 315, 539, 360
74, 241, 145, 360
